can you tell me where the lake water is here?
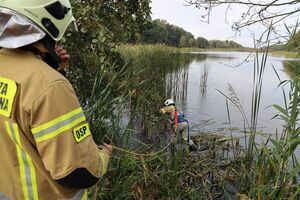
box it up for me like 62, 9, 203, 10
165, 51, 297, 137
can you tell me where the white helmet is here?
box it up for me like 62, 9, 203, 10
164, 99, 175, 106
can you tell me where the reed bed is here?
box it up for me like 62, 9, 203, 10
87, 44, 300, 199
91, 133, 247, 200
270, 51, 300, 58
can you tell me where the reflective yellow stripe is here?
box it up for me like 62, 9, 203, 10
32, 108, 83, 133
99, 151, 108, 176
34, 116, 85, 142
31, 108, 86, 142
80, 190, 88, 200
17, 147, 29, 199
5, 122, 39, 200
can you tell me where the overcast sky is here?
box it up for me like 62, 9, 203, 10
151, 0, 298, 48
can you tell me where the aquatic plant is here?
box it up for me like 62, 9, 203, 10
85, 43, 300, 199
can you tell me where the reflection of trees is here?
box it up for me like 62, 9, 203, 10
125, 52, 207, 139
164, 52, 239, 103
161, 53, 207, 73
165, 68, 189, 103
200, 54, 236, 61
164, 53, 207, 103
186, 53, 208, 62
200, 63, 210, 96
126, 52, 208, 141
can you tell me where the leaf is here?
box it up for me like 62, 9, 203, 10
100, 37, 106, 43
283, 22, 292, 36
289, 137, 300, 147
273, 104, 288, 116
100, 56, 105, 63
288, 164, 300, 180
92, 39, 99, 43
80, 27, 87, 33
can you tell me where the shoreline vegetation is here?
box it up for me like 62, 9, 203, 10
117, 43, 300, 58
270, 51, 300, 58
66, 2, 300, 198
89, 43, 300, 199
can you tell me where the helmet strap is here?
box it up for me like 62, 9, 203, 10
40, 35, 61, 70
20, 35, 66, 76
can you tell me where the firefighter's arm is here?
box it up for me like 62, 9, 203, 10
98, 144, 112, 176
57, 144, 112, 188
29, 81, 111, 188
160, 105, 174, 114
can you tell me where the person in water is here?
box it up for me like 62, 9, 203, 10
160, 99, 198, 151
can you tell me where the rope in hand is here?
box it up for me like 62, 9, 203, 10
110, 136, 174, 157
93, 136, 174, 199
99, 135, 174, 157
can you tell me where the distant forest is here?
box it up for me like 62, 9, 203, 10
130, 19, 244, 49
126, 19, 300, 52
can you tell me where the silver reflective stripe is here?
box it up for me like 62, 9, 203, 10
20, 150, 35, 199
70, 190, 87, 200
0, 193, 11, 200
5, 122, 39, 200
33, 111, 85, 139
31, 107, 86, 143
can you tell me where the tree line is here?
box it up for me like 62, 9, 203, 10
267, 31, 300, 52
128, 18, 299, 51
128, 19, 244, 49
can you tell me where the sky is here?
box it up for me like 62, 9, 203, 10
151, 0, 298, 48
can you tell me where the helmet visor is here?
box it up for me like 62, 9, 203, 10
0, 7, 46, 48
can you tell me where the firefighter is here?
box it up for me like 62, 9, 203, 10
0, 0, 112, 199
160, 99, 198, 151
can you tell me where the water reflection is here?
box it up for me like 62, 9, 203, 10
165, 68, 188, 103
127, 53, 206, 139
128, 51, 299, 142
163, 52, 298, 136
165, 53, 210, 102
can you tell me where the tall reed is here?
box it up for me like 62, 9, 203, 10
214, 26, 300, 198
87, 42, 300, 199
238, 41, 300, 199
88, 44, 247, 199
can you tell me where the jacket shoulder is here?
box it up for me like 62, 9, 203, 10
0, 50, 71, 107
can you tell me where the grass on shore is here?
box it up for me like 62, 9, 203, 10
88, 43, 300, 199
270, 51, 300, 58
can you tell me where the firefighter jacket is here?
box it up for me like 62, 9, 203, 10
160, 105, 176, 126
160, 105, 194, 146
0, 48, 110, 200
160, 105, 187, 126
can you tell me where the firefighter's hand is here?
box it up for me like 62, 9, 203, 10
55, 45, 70, 71
103, 143, 113, 155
